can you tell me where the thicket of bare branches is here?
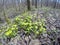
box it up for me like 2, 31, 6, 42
0, 0, 60, 23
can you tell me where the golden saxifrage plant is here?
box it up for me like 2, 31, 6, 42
14, 12, 46, 36
4, 24, 18, 38
2, 12, 46, 38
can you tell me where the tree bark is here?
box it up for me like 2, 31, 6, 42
35, 0, 37, 8
41, 0, 42, 7
27, 0, 31, 10
53, 0, 57, 8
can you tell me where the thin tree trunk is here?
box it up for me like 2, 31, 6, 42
46, 0, 48, 6
41, 0, 42, 7
27, 0, 31, 10
53, 0, 57, 8
32, 0, 34, 5
17, 0, 20, 11
35, 0, 37, 8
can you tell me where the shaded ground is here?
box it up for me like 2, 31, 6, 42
0, 7, 60, 45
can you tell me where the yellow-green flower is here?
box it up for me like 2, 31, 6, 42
5, 30, 12, 36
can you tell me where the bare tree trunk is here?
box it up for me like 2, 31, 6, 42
46, 0, 48, 6
35, 0, 37, 8
41, 0, 42, 7
53, 0, 57, 8
27, 0, 31, 10
57, 0, 60, 8
17, 0, 20, 11
32, 0, 34, 6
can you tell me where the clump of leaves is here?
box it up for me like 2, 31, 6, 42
14, 12, 46, 37
4, 24, 18, 38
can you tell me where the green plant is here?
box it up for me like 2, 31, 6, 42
4, 24, 18, 38
0, 12, 46, 39
14, 12, 46, 36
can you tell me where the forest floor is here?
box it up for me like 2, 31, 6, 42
0, 7, 60, 45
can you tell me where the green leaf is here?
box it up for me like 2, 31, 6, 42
5, 30, 12, 36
